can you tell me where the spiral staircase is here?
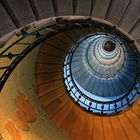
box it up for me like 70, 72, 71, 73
0, 1, 140, 140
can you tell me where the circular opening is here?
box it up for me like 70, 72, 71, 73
103, 41, 116, 52
63, 32, 140, 116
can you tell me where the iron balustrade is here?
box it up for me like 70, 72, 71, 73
0, 18, 139, 116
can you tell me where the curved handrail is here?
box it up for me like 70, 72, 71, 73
0, 17, 139, 105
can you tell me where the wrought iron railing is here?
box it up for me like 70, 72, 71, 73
0, 18, 139, 116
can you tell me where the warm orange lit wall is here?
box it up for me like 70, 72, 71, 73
0, 42, 70, 140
